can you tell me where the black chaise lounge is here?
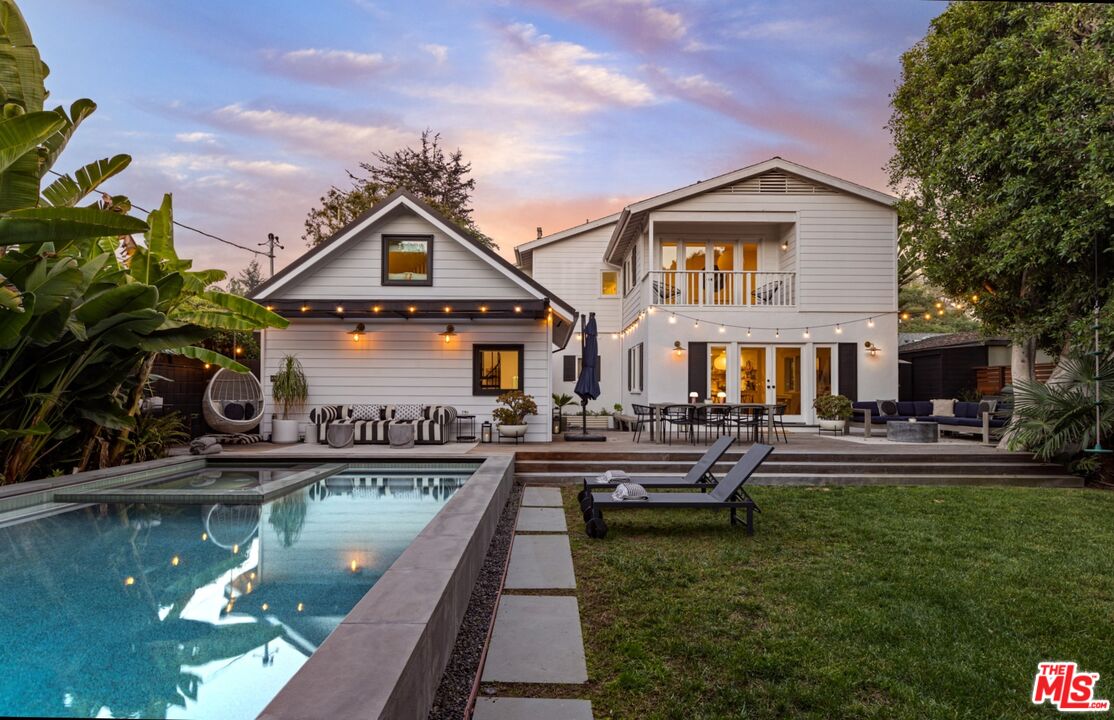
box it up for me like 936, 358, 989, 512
581, 436, 736, 491
581, 443, 774, 539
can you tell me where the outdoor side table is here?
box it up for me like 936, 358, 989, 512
389, 422, 416, 449
886, 420, 938, 443
327, 422, 355, 449
455, 413, 476, 442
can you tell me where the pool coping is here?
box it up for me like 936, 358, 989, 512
258, 454, 515, 720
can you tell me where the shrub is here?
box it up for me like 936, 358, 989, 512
493, 391, 538, 425
813, 394, 853, 420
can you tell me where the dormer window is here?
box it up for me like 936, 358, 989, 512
383, 235, 433, 286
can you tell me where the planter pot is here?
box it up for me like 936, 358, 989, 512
497, 424, 528, 439
272, 418, 300, 444
303, 424, 319, 444
818, 418, 847, 433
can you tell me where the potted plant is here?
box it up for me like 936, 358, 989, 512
813, 393, 852, 432
493, 391, 537, 439
271, 354, 309, 443
552, 392, 575, 432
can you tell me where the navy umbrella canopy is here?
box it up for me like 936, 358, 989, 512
574, 314, 601, 402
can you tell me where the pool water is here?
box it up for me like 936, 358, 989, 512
0, 470, 468, 719
132, 464, 317, 491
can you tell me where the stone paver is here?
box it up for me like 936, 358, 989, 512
515, 506, 567, 532
522, 486, 563, 507
473, 697, 594, 720
481, 595, 588, 683
504, 534, 576, 590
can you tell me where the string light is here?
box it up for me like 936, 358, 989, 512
835, 324, 843, 334
746, 328, 751, 337
868, 318, 875, 328
693, 319, 700, 328
803, 328, 810, 339
669, 313, 677, 324
775, 328, 780, 338
636, 305, 892, 334
719, 324, 726, 334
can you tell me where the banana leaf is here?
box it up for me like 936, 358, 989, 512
0, 110, 63, 173
0, 206, 147, 248
201, 290, 288, 329
0, 1, 46, 113
85, 308, 164, 346
176, 345, 248, 373
75, 283, 157, 322
136, 325, 212, 352
41, 154, 131, 207
23, 256, 82, 314
0, 286, 31, 347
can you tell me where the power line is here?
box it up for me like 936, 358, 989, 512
45, 169, 265, 257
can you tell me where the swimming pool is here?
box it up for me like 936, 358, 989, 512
0, 467, 472, 719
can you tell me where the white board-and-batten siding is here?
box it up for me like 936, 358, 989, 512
262, 321, 553, 442
272, 211, 525, 300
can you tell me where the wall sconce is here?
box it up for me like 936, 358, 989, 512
673, 341, 684, 357
347, 323, 365, 342
864, 341, 879, 357
439, 324, 457, 343
481, 421, 493, 443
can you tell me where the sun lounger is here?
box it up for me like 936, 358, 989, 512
580, 436, 735, 493
581, 443, 773, 538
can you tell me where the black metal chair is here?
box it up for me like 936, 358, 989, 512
662, 405, 694, 445
698, 405, 731, 444
736, 406, 766, 442
632, 403, 655, 443
771, 403, 789, 443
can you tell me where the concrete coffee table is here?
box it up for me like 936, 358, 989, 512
886, 420, 938, 443
388, 422, 416, 449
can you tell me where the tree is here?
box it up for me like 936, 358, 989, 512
897, 226, 980, 334
303, 129, 496, 249
226, 259, 265, 296
887, 2, 1113, 382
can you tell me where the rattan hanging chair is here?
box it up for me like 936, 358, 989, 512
202, 368, 265, 434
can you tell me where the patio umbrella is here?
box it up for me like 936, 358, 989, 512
568, 313, 605, 441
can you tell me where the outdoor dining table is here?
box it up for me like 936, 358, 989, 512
646, 401, 781, 444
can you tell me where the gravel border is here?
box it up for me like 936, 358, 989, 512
427, 482, 523, 720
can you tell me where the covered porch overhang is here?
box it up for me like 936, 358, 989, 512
261, 298, 578, 348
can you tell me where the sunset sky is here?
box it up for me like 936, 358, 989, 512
25, 0, 942, 275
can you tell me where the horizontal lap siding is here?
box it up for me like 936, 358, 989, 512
530, 224, 620, 332
262, 321, 552, 441
275, 212, 527, 300
660, 185, 896, 313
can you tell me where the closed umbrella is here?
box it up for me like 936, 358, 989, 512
568, 312, 605, 441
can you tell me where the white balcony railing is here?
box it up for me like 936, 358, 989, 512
649, 270, 796, 307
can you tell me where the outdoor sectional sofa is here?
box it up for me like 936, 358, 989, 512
307, 404, 458, 445
850, 400, 1006, 444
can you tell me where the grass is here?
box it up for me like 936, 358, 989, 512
564, 485, 1114, 719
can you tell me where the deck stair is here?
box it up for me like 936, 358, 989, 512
511, 448, 1082, 488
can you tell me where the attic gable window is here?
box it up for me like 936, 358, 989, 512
383, 235, 433, 286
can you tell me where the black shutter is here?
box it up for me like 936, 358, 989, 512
563, 355, 576, 382
595, 355, 601, 382
688, 342, 707, 400
838, 343, 858, 401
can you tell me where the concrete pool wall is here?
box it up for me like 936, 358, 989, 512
258, 454, 515, 720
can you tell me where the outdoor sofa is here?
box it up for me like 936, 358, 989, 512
307, 404, 458, 445
850, 399, 1005, 444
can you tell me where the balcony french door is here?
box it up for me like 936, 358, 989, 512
657, 240, 790, 307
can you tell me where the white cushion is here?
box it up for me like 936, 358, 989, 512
931, 398, 955, 417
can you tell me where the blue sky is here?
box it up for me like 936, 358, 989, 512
23, 0, 942, 273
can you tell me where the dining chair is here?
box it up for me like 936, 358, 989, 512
771, 403, 789, 443
701, 405, 731, 444
662, 405, 694, 445
632, 404, 655, 443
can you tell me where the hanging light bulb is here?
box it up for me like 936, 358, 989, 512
719, 324, 726, 334
611, 332, 618, 340
746, 328, 752, 337
669, 313, 677, 324
835, 324, 843, 334
335, 305, 344, 314
775, 328, 780, 338
300, 303, 309, 313
693, 319, 700, 328
803, 328, 810, 339
868, 317, 875, 328
923, 312, 932, 321
648, 306, 656, 314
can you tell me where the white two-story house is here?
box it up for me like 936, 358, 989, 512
516, 157, 899, 424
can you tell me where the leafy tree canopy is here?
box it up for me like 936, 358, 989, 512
888, 2, 1113, 354
303, 129, 496, 249
226, 258, 265, 296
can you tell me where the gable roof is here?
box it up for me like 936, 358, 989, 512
602, 157, 897, 264
251, 189, 576, 319
514, 213, 621, 272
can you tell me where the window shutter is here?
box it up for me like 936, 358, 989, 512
563, 355, 576, 382
838, 343, 858, 401
688, 342, 707, 400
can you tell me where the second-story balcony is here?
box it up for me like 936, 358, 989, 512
649, 270, 796, 307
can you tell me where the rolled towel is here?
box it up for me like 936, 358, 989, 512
190, 436, 218, 449
198, 443, 223, 455
594, 469, 630, 483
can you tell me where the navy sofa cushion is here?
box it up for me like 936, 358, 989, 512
852, 401, 877, 411
874, 415, 911, 423
956, 402, 979, 418
914, 401, 933, 416
897, 401, 917, 416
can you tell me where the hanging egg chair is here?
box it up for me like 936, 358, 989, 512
202, 368, 265, 434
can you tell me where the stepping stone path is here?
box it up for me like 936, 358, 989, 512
477, 485, 593, 717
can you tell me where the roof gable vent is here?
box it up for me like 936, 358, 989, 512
714, 170, 838, 195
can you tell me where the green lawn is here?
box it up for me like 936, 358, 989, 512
565, 485, 1114, 719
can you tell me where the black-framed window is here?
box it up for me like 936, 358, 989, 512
382, 234, 433, 286
473, 344, 524, 395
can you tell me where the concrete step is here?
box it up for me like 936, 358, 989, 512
513, 460, 1064, 476
516, 472, 1084, 488
513, 450, 1042, 463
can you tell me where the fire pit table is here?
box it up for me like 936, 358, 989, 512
886, 420, 939, 443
